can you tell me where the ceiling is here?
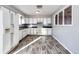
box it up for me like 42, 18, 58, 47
13, 5, 62, 16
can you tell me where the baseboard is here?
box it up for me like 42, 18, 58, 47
19, 35, 28, 43
7, 42, 19, 54
52, 35, 73, 54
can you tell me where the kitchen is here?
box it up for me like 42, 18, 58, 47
0, 5, 79, 54
0, 5, 53, 54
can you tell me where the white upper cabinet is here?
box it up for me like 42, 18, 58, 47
33, 18, 37, 24
37, 18, 40, 22
26, 18, 38, 24
25, 17, 51, 24
29, 18, 33, 24
25, 18, 29, 24
47, 18, 51, 24
43, 18, 47, 24
37, 18, 43, 23
43, 18, 51, 25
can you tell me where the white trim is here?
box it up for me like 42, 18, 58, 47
57, 13, 59, 25
13, 36, 41, 54
54, 5, 70, 16
63, 10, 64, 25
63, 6, 73, 26
52, 35, 73, 54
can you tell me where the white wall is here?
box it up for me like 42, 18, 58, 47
52, 5, 79, 54
0, 7, 3, 53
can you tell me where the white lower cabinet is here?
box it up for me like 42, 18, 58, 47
25, 29, 28, 35
30, 28, 33, 35
47, 28, 52, 35
24, 28, 52, 35
40, 28, 52, 35
41, 28, 47, 35
19, 30, 22, 40
19, 29, 28, 41
28, 28, 31, 35
37, 28, 41, 35
33, 28, 37, 35
19, 28, 52, 43
22, 30, 25, 38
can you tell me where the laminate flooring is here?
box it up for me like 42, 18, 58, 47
9, 35, 70, 54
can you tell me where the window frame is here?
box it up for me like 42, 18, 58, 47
55, 14, 59, 25
64, 6, 72, 25
59, 11, 63, 25
54, 5, 73, 26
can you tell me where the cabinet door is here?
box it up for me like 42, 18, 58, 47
29, 18, 32, 24
19, 30, 23, 39
40, 18, 43, 22
28, 28, 31, 35
37, 18, 43, 23
19, 30, 22, 40
41, 28, 47, 35
26, 29, 28, 36
37, 18, 39, 22
24, 30, 26, 37
47, 18, 51, 24
43, 18, 47, 24
33, 18, 37, 24
25, 29, 27, 35
25, 18, 29, 24
32, 28, 34, 35
3, 8, 11, 29
47, 28, 52, 35
23, 30, 25, 37
34, 28, 37, 35
36, 28, 38, 35
22, 30, 24, 38
37, 28, 41, 35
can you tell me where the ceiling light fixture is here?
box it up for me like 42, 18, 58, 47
35, 5, 42, 14
35, 10, 40, 14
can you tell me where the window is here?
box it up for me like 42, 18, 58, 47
64, 6, 72, 25
54, 6, 72, 26
59, 11, 63, 25
55, 15, 58, 25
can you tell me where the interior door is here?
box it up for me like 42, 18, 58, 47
3, 7, 11, 53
